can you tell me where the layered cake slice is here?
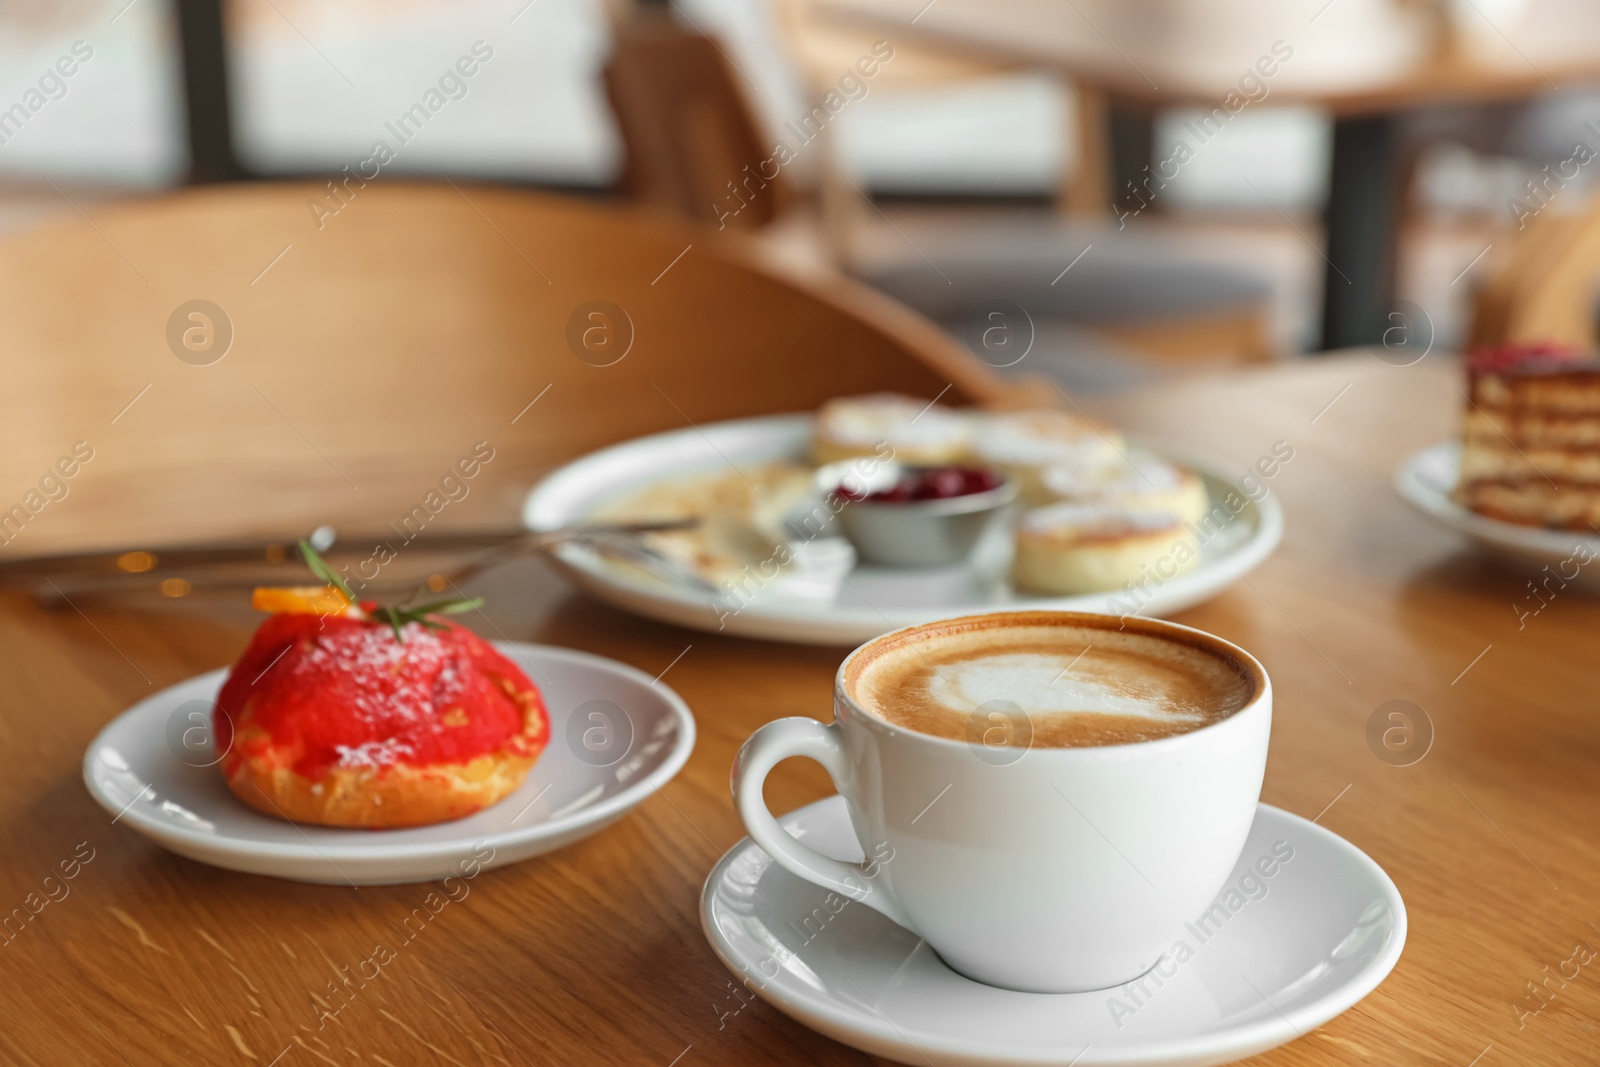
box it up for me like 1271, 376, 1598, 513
1457, 342, 1600, 528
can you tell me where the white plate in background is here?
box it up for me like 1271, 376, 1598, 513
1395, 442, 1600, 584
523, 414, 1283, 645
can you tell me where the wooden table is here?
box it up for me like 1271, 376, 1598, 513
820, 0, 1600, 353
8, 352, 1599, 1065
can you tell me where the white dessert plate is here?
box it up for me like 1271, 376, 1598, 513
84, 642, 695, 885
702, 796, 1405, 1067
523, 414, 1283, 645
1396, 442, 1600, 581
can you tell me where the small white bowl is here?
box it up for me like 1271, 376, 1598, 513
829, 467, 1019, 567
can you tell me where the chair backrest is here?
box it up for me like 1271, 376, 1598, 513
0, 182, 1005, 557
1468, 198, 1600, 350
603, 12, 789, 230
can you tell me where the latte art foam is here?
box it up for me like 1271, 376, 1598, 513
848, 617, 1255, 748
926, 653, 1208, 724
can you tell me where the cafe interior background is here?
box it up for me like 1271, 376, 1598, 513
6, 0, 1600, 1064
13, 0, 1600, 365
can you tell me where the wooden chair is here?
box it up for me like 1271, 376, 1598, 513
1467, 195, 1600, 350
0, 181, 1009, 559
602, 9, 789, 231
600, 11, 1278, 368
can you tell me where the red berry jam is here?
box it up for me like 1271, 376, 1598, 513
837, 466, 1003, 504
1467, 341, 1587, 375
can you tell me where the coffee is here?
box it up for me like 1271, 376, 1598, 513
736, 608, 1271, 991
847, 613, 1256, 748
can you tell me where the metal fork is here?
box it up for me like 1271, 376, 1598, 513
560, 530, 725, 597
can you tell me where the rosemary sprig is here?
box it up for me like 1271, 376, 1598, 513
296, 540, 483, 641
371, 597, 485, 641
298, 538, 358, 603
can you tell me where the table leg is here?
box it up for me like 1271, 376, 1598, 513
1108, 100, 1155, 216
1321, 113, 1398, 351
174, 0, 246, 183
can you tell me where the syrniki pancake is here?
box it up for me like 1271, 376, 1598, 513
1011, 503, 1197, 596
812, 393, 971, 465
1042, 452, 1210, 524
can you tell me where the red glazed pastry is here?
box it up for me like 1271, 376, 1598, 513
214, 547, 547, 829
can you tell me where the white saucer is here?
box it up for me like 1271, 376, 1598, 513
1395, 442, 1600, 584
701, 796, 1404, 1067
524, 414, 1283, 645
84, 642, 695, 885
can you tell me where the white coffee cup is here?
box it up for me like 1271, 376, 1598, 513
731, 611, 1271, 994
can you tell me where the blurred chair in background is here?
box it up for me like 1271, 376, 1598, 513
603, 7, 789, 231
1468, 184, 1600, 350
1397, 84, 1600, 351
602, 6, 1278, 390
0, 181, 1010, 557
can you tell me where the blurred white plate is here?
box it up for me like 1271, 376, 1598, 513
701, 796, 1405, 1067
84, 643, 694, 885
523, 414, 1283, 645
1395, 442, 1600, 582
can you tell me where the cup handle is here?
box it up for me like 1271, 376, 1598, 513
732, 716, 916, 932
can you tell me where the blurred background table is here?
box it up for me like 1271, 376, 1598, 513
819, 0, 1600, 352
5, 350, 1599, 1065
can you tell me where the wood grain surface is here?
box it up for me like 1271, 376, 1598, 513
5, 348, 1598, 1065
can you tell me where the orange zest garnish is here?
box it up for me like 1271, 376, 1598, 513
252, 585, 356, 617
262, 540, 479, 641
